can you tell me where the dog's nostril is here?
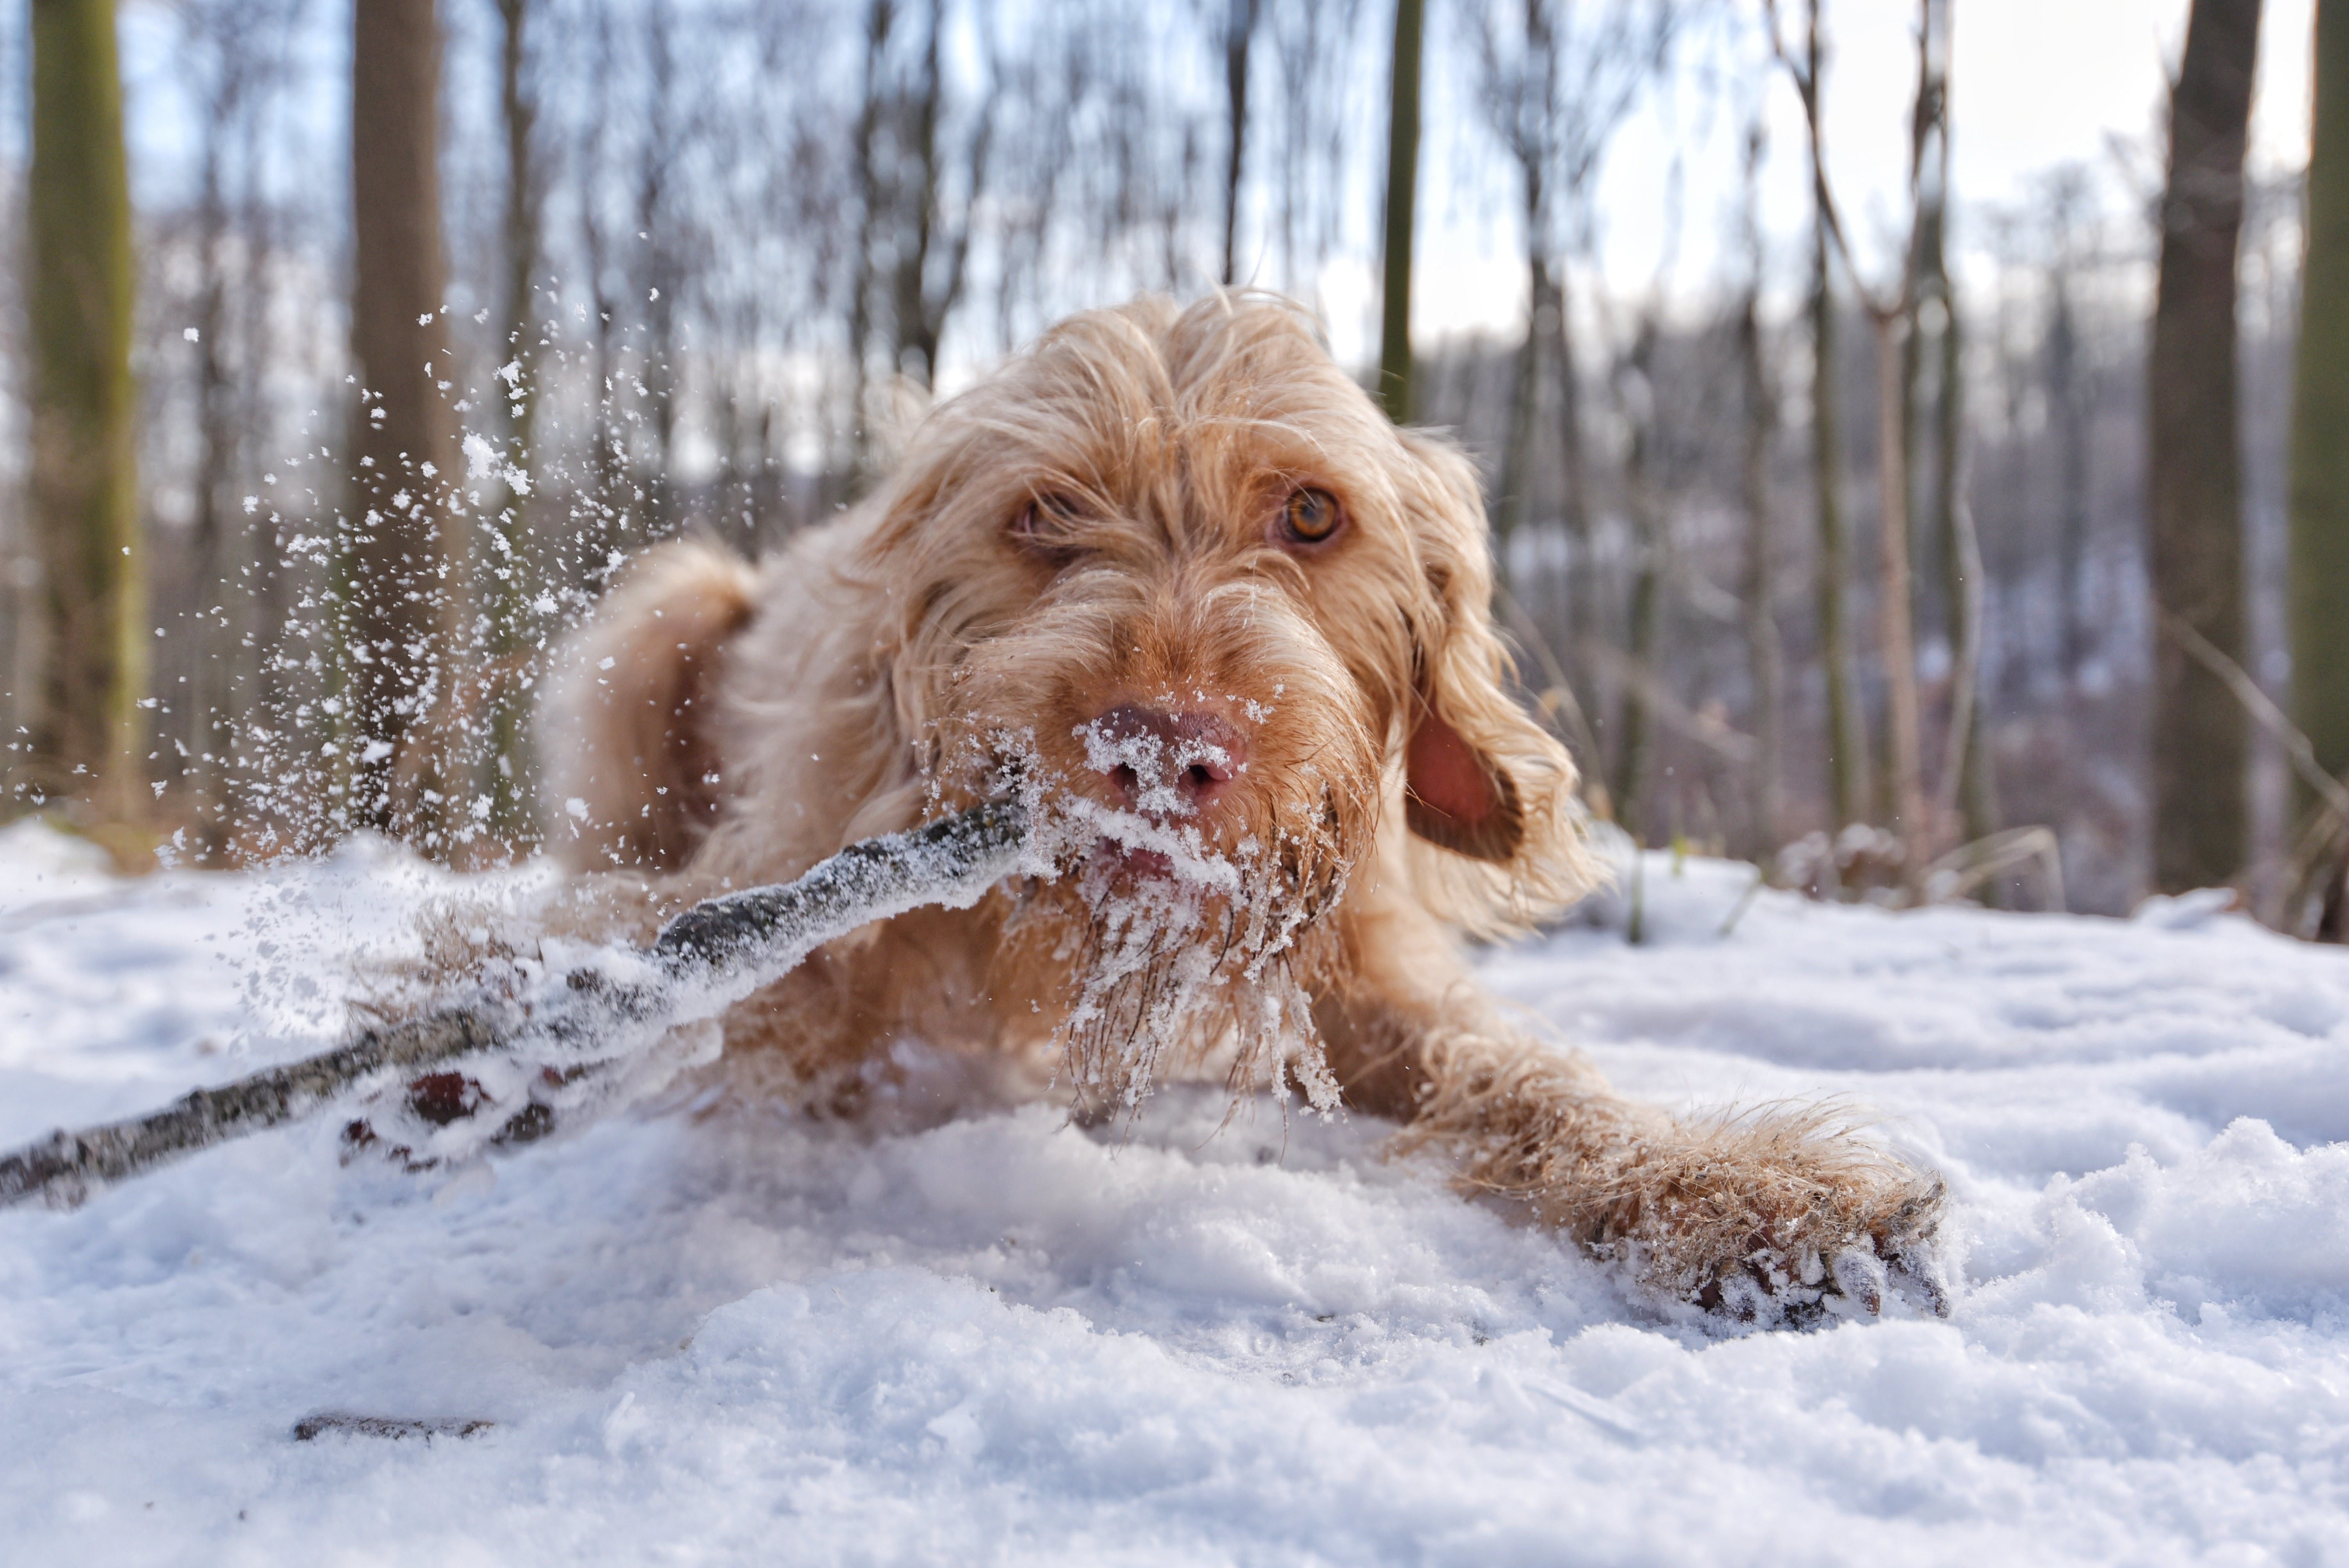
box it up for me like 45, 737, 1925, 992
1111, 763, 1140, 803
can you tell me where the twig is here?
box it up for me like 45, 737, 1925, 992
0, 799, 1031, 1211
1718, 866, 1766, 937
1578, 636, 1759, 763
2158, 608, 2349, 823
1921, 825, 2065, 912
2159, 607, 2349, 932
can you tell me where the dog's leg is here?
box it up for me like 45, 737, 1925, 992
1314, 889, 1944, 1322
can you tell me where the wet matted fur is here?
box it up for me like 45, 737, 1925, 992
540, 293, 1943, 1322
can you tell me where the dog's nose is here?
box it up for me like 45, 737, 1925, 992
1083, 704, 1246, 816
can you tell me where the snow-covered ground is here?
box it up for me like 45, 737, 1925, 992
3, 821, 2346, 1566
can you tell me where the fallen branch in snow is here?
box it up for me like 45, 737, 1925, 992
0, 799, 1031, 1212
293, 1413, 494, 1443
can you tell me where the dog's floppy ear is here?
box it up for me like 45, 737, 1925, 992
1405, 686, 1523, 863
1388, 429, 1596, 930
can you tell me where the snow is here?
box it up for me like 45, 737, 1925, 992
4, 820, 2348, 1564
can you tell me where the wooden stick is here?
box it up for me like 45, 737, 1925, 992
0, 799, 1030, 1211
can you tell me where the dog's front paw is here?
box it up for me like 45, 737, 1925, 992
1701, 1226, 1949, 1329
1587, 1119, 1950, 1329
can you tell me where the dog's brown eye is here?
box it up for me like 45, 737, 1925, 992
1012, 495, 1079, 553
1280, 487, 1342, 546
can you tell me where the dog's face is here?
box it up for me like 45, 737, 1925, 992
845, 297, 1590, 1101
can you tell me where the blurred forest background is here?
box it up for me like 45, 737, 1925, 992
6, 0, 2349, 934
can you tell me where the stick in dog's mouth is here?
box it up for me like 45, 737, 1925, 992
0, 799, 1040, 1211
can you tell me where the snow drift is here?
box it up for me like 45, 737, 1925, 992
2, 821, 2346, 1565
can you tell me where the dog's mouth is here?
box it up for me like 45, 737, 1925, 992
1059, 797, 1244, 896
957, 724, 1358, 1118
1093, 836, 1175, 880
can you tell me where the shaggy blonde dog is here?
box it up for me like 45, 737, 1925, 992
542, 294, 1943, 1323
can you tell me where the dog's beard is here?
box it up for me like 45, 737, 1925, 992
970, 728, 1357, 1121
1048, 810, 1347, 1120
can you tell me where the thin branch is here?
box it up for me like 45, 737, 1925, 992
1762, 0, 1909, 324
2158, 607, 2349, 825
1580, 635, 1761, 764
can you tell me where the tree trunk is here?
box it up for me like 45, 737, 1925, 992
485, 0, 540, 852
1914, 0, 1994, 849
189, 43, 241, 856
27, 0, 143, 820
578, 4, 625, 535
636, 0, 679, 529
891, 0, 986, 394
1613, 323, 1664, 841
1551, 263, 1593, 636
1870, 312, 1928, 875
2292, 0, 2349, 795
1495, 246, 1548, 567
1378, 0, 1423, 424
2148, 0, 2263, 893
348, 0, 464, 843
1804, 0, 1864, 829
849, 0, 894, 483
1219, 0, 1259, 287
2050, 266, 2089, 679
1738, 283, 1783, 856
1937, 295, 1999, 845
892, 0, 945, 388
1903, 0, 1948, 668
497, 0, 539, 471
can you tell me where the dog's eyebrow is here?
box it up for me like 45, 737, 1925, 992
1185, 412, 1329, 454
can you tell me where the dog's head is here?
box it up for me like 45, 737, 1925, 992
836, 294, 1593, 1106
861, 294, 1590, 930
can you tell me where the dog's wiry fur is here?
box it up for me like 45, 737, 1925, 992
540, 294, 1943, 1319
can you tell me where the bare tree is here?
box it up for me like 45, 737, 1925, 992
481, 0, 544, 849
2148, 0, 2263, 892
179, 0, 287, 852
2291, 0, 2349, 802
1217, 0, 1262, 286
568, 1, 630, 532
848, 0, 994, 480
1773, 0, 1865, 831
891, 0, 993, 390
1734, 114, 1784, 853
1267, 0, 1363, 293
1472, 0, 1671, 575
635, 0, 684, 531
2041, 167, 2096, 681
1611, 315, 1666, 837
495, 0, 542, 476
26, 0, 143, 822
1773, 0, 1947, 885
1378, 0, 1423, 423
1908, 0, 1994, 845
347, 0, 465, 842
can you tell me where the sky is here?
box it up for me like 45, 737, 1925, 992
1319, 0, 2320, 362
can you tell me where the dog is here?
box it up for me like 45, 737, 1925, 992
540, 294, 1943, 1323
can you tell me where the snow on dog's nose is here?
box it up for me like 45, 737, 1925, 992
1078, 704, 1246, 818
